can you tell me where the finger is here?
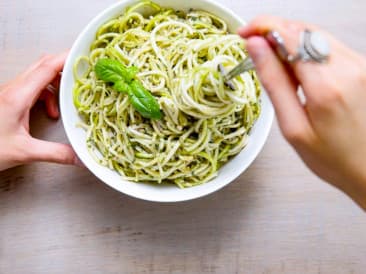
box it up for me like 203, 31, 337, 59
238, 16, 333, 101
51, 73, 61, 90
238, 16, 311, 63
12, 52, 68, 108
44, 89, 59, 119
239, 15, 306, 40
22, 51, 68, 80
27, 138, 83, 166
247, 36, 314, 146
39, 89, 48, 101
38, 73, 62, 118
238, 15, 281, 37
47, 73, 62, 119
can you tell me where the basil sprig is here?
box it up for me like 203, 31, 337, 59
95, 58, 162, 120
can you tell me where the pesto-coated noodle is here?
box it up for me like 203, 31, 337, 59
73, 1, 261, 188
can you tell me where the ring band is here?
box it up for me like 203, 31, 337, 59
289, 29, 330, 63
267, 29, 330, 64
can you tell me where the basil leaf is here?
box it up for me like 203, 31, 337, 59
95, 58, 124, 83
95, 58, 137, 83
114, 80, 131, 94
94, 58, 162, 120
129, 81, 162, 119
128, 66, 139, 80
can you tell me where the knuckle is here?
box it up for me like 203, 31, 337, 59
324, 87, 344, 105
0, 89, 19, 106
16, 152, 31, 164
39, 53, 54, 62
251, 15, 276, 28
310, 82, 345, 111
284, 20, 304, 34
38, 54, 57, 73
281, 125, 308, 146
253, 15, 271, 23
6, 139, 32, 165
16, 139, 34, 163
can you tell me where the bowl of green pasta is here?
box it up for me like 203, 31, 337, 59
60, 0, 274, 202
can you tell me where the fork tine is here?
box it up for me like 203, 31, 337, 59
224, 57, 254, 81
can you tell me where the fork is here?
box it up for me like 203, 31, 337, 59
218, 57, 254, 90
218, 31, 290, 90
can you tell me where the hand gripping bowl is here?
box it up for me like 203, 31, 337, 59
60, 0, 274, 202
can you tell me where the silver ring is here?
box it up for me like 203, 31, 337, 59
289, 29, 330, 63
267, 29, 330, 64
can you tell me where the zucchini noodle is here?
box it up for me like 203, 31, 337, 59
73, 1, 261, 188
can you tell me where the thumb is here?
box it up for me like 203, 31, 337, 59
28, 138, 83, 167
246, 36, 313, 144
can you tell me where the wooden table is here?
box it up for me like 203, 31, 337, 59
1, 0, 366, 273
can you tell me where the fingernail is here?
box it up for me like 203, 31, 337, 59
74, 156, 85, 168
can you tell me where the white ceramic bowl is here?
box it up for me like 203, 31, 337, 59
60, 0, 274, 202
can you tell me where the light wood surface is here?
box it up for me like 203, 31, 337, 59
1, 0, 366, 273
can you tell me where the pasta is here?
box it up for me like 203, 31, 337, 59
73, 1, 261, 188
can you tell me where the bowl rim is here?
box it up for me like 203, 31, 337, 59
60, 0, 274, 202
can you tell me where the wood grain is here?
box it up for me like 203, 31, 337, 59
1, 0, 366, 273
